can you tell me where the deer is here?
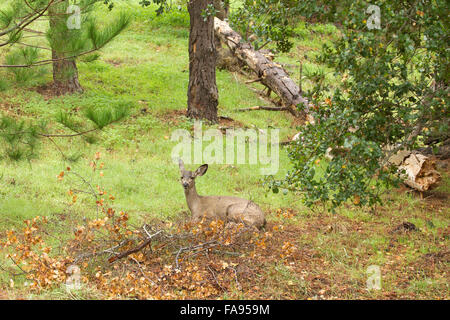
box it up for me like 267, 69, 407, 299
178, 159, 266, 229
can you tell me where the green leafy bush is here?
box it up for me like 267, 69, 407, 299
268, 0, 449, 209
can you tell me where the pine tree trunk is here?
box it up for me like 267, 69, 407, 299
51, 51, 83, 95
213, 0, 229, 64
187, 0, 219, 123
49, 1, 83, 95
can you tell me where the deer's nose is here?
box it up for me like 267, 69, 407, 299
182, 182, 189, 188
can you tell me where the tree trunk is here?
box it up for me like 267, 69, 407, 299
213, 0, 230, 67
187, 0, 219, 123
49, 1, 83, 95
214, 17, 310, 119
213, 0, 229, 20
51, 52, 83, 95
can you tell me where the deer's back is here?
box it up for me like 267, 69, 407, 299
197, 195, 266, 228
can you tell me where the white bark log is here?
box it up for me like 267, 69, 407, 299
388, 150, 441, 192
214, 17, 310, 118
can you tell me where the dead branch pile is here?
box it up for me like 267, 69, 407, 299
0, 211, 282, 299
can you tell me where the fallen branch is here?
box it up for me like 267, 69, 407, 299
245, 78, 263, 84
108, 229, 163, 263
219, 115, 234, 121
175, 240, 220, 270
214, 18, 310, 119
238, 106, 289, 112
75, 239, 130, 263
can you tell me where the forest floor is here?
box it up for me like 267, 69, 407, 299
0, 2, 448, 299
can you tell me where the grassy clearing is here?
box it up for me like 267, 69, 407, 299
0, 2, 448, 299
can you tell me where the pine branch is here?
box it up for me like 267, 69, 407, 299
0, 0, 60, 45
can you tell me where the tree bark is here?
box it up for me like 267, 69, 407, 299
213, 0, 229, 20
387, 150, 441, 192
214, 17, 310, 119
48, 1, 83, 95
187, 0, 219, 123
213, 0, 231, 68
51, 52, 83, 95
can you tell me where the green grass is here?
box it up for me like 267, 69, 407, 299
0, 2, 300, 226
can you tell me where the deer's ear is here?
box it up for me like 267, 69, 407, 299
194, 164, 208, 177
178, 159, 185, 173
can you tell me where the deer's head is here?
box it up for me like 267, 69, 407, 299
178, 159, 208, 191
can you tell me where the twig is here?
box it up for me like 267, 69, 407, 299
219, 115, 234, 121
0, 262, 26, 277
207, 265, 225, 292
175, 240, 220, 270
245, 78, 263, 84
238, 106, 288, 112
231, 266, 242, 290
129, 257, 158, 287
258, 40, 271, 51
75, 239, 130, 263
9, 256, 29, 275
212, 249, 241, 256
66, 171, 99, 218
108, 229, 163, 263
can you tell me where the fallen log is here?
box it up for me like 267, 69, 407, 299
388, 150, 441, 192
214, 17, 310, 119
